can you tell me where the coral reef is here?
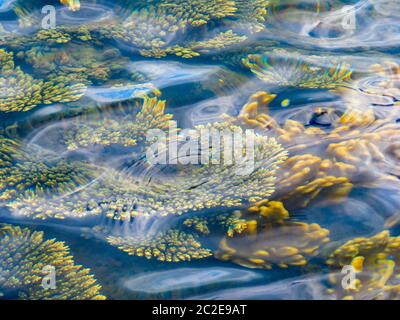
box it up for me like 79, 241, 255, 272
224, 92, 398, 207
1, 1, 272, 60
63, 95, 175, 150
216, 202, 330, 269
243, 49, 353, 89
0, 135, 22, 167
0, 49, 86, 112
98, 0, 271, 58
0, 147, 96, 204
331, 61, 400, 108
326, 231, 400, 300
0, 224, 105, 299
274, 155, 354, 208
107, 229, 212, 262
183, 211, 246, 236
0, 134, 97, 203
8, 122, 287, 220
19, 43, 141, 85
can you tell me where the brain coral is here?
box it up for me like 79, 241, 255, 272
0, 224, 105, 300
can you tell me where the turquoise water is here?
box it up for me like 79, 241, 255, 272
1, 0, 400, 300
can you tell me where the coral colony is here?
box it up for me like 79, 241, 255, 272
0, 0, 400, 300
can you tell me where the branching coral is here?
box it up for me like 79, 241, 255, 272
215, 202, 330, 269
64, 96, 175, 150
326, 231, 400, 300
0, 136, 97, 210
107, 229, 212, 262
274, 155, 354, 208
148, 31, 247, 59
222, 89, 400, 211
34, 29, 72, 45
231, 0, 271, 33
243, 50, 353, 89
0, 49, 86, 112
0, 135, 22, 167
98, 0, 271, 58
369, 61, 400, 101
223, 92, 359, 208
0, 49, 43, 112
183, 217, 212, 235
20, 44, 138, 85
225, 91, 400, 170
0, 224, 105, 300
183, 211, 246, 236
2, 1, 271, 59
9, 122, 287, 220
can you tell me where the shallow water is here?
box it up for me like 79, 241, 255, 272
1, 0, 400, 300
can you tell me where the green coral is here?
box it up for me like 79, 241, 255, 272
140, 30, 247, 59
1, 1, 272, 59
107, 229, 212, 262
231, 0, 271, 32
183, 217, 212, 235
0, 224, 105, 300
243, 49, 353, 89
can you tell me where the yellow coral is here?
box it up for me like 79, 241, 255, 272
248, 201, 289, 222
216, 218, 330, 269
0, 49, 86, 112
98, 0, 271, 58
60, 0, 81, 11
243, 50, 352, 89
326, 231, 400, 300
107, 229, 212, 262
9, 123, 287, 220
0, 224, 105, 300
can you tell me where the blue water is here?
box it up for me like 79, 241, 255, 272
1, 0, 400, 300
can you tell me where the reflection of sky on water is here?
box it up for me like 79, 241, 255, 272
123, 267, 262, 294
189, 273, 330, 300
